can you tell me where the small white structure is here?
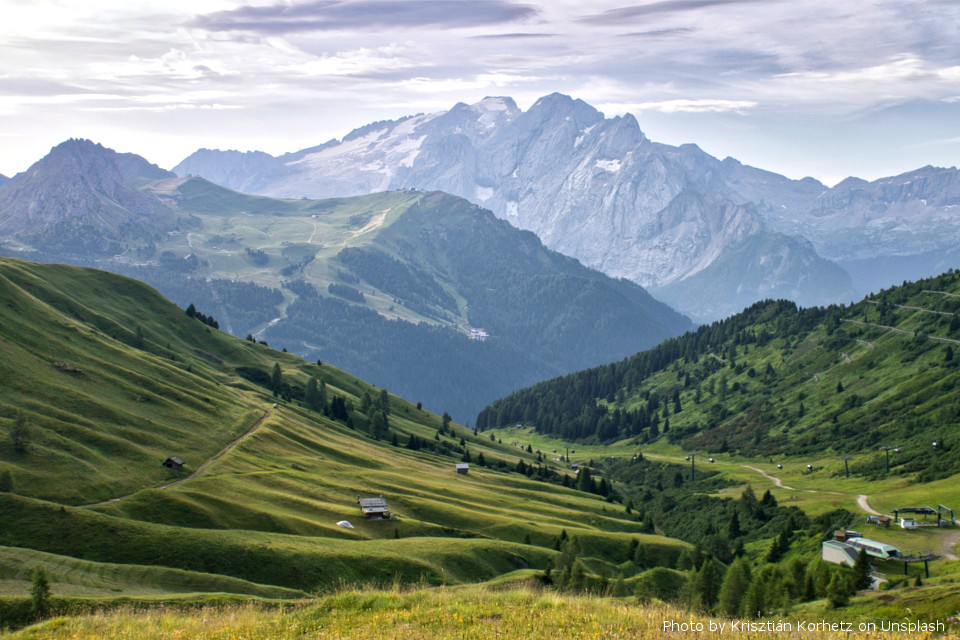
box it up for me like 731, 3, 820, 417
822, 540, 858, 567
899, 517, 919, 530
337, 520, 354, 529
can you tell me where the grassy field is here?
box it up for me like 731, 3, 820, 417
5, 585, 959, 639
3, 257, 960, 637
0, 257, 687, 605
0, 547, 305, 599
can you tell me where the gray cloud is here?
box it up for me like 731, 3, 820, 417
191, 1, 539, 34
578, 0, 767, 25
618, 27, 696, 38
471, 32, 558, 39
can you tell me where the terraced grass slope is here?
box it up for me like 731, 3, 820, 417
479, 270, 960, 480
0, 257, 685, 601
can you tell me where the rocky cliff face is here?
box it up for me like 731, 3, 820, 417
0, 139, 173, 254
174, 94, 955, 320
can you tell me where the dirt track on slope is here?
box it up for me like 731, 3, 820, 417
79, 409, 270, 508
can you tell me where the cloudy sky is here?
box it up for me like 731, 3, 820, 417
1, 0, 959, 185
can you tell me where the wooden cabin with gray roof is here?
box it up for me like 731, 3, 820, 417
357, 495, 390, 519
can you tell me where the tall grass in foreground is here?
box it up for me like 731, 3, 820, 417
5, 586, 959, 639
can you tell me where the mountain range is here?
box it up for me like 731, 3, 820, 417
0, 139, 691, 420
175, 94, 960, 322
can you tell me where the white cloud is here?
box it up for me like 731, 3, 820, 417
603, 99, 757, 114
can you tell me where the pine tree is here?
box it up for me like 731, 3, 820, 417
305, 377, 322, 412
11, 412, 28, 455
826, 571, 854, 608
371, 411, 388, 440
271, 363, 282, 397
741, 572, 766, 618
727, 511, 741, 539
694, 557, 725, 611
0, 469, 12, 493
853, 548, 872, 590
576, 466, 593, 493
718, 556, 751, 615
30, 566, 51, 619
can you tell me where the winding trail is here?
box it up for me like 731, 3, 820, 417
742, 465, 795, 490
80, 409, 270, 508
941, 529, 960, 561
857, 494, 882, 516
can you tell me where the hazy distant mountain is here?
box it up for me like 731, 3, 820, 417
759, 165, 960, 294
176, 94, 959, 321
0, 139, 173, 255
172, 95, 851, 321
0, 173, 9, 186
0, 140, 691, 419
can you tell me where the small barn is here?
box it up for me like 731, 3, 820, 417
357, 495, 390, 519
456, 463, 469, 475
162, 456, 184, 470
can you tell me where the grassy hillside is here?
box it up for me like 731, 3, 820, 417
0, 257, 685, 606
6, 585, 958, 640
1, 140, 691, 420
479, 270, 960, 479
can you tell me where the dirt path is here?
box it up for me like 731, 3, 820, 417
857, 493, 883, 516
941, 528, 960, 561
80, 410, 270, 508
742, 465, 795, 490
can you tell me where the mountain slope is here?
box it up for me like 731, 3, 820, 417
478, 270, 960, 480
173, 94, 866, 320
0, 257, 686, 598
0, 140, 173, 255
0, 140, 692, 420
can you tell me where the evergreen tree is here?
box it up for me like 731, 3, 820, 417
570, 559, 587, 592
378, 389, 390, 414
11, 412, 29, 455
853, 548, 872, 590
441, 411, 452, 432
30, 566, 51, 620
271, 363, 282, 397
694, 557, 725, 611
826, 571, 855, 608
476, 452, 486, 466
727, 510, 741, 538
361, 391, 373, 414
370, 411, 388, 440
305, 377, 322, 412
0, 469, 12, 493
741, 572, 766, 618
576, 467, 594, 493
801, 571, 816, 602
718, 557, 751, 615
765, 527, 791, 563
740, 485, 759, 516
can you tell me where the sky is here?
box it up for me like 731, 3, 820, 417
1, 0, 959, 186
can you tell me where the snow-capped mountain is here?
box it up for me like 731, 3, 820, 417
175, 94, 958, 320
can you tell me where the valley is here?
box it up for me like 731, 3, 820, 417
1, 259, 959, 637
0, 141, 691, 421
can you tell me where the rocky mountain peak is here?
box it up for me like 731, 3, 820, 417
0, 139, 169, 251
